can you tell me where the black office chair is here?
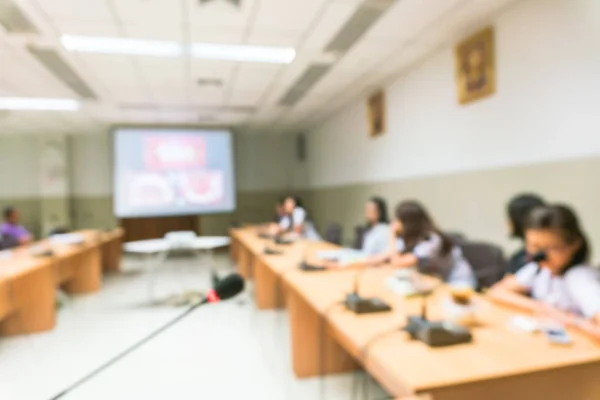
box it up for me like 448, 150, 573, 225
460, 241, 507, 291
0, 234, 20, 250
353, 225, 368, 250
324, 223, 343, 245
445, 231, 467, 246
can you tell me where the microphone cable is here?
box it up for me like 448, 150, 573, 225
353, 324, 406, 400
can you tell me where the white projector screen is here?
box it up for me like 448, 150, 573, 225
113, 128, 236, 218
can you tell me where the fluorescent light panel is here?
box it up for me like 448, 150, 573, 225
0, 97, 80, 111
60, 35, 296, 64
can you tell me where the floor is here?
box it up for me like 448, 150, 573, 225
0, 253, 389, 400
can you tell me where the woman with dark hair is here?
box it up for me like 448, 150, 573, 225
506, 194, 545, 274
358, 197, 390, 256
490, 204, 600, 339
276, 196, 320, 240
373, 200, 475, 286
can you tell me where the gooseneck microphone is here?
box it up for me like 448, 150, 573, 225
49, 274, 245, 400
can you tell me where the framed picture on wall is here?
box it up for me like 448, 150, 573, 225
455, 26, 496, 105
367, 90, 385, 138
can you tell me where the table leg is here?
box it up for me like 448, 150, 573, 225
237, 246, 254, 279
0, 265, 56, 336
103, 236, 123, 273
63, 246, 102, 294
253, 257, 284, 310
286, 285, 358, 378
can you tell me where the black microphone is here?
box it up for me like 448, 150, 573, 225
530, 251, 547, 263
202, 273, 245, 304
49, 274, 245, 400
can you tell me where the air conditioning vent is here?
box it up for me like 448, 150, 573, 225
325, 0, 395, 54
28, 46, 97, 99
278, 63, 332, 106
0, 0, 38, 33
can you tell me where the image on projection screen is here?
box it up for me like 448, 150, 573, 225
113, 128, 236, 218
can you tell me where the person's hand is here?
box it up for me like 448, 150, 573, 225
323, 260, 342, 269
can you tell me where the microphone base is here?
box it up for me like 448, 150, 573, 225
299, 262, 326, 272
344, 293, 391, 314
264, 247, 283, 255
404, 316, 472, 347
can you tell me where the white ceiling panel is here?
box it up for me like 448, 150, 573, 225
228, 90, 264, 106
77, 54, 140, 86
300, 0, 363, 51
187, 0, 256, 30
52, 20, 120, 36
190, 87, 226, 107
35, 0, 114, 22
191, 29, 243, 44
252, 0, 328, 34
113, 0, 183, 26
123, 23, 182, 41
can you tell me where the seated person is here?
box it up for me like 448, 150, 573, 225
489, 205, 600, 340
273, 197, 286, 223
273, 196, 320, 240
322, 197, 390, 268
506, 193, 545, 274
373, 200, 476, 287
1, 206, 33, 246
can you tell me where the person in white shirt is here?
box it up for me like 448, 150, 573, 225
360, 197, 390, 256
489, 204, 600, 340
371, 200, 476, 287
276, 196, 320, 240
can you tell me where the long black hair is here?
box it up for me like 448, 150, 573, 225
368, 197, 389, 225
526, 204, 590, 272
508, 194, 545, 239
394, 200, 452, 256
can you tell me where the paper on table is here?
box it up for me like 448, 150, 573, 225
316, 249, 369, 266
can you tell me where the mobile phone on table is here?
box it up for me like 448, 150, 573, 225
544, 326, 572, 345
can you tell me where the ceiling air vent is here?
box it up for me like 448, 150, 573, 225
325, 0, 396, 54
0, 0, 38, 34
28, 46, 97, 99
278, 63, 332, 107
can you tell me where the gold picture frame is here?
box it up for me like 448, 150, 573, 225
455, 27, 495, 105
367, 91, 385, 138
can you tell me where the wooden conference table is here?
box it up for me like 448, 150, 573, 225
230, 227, 600, 400
0, 228, 123, 336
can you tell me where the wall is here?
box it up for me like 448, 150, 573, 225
0, 130, 302, 237
0, 135, 42, 234
305, 0, 600, 257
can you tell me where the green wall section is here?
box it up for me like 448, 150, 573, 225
0, 190, 310, 238
306, 155, 600, 257
70, 196, 118, 231
0, 198, 42, 237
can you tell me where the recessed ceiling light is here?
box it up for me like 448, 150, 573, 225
0, 97, 80, 111
61, 35, 182, 57
60, 35, 296, 64
191, 43, 295, 63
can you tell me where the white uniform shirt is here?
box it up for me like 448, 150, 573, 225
515, 262, 600, 318
396, 233, 476, 287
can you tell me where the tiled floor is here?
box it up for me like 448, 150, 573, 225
0, 254, 388, 400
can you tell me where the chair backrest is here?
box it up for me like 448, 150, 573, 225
0, 234, 20, 250
353, 225, 368, 250
445, 231, 467, 245
460, 241, 507, 290
164, 231, 197, 248
324, 223, 343, 245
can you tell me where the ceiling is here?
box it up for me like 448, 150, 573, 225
0, 0, 521, 136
